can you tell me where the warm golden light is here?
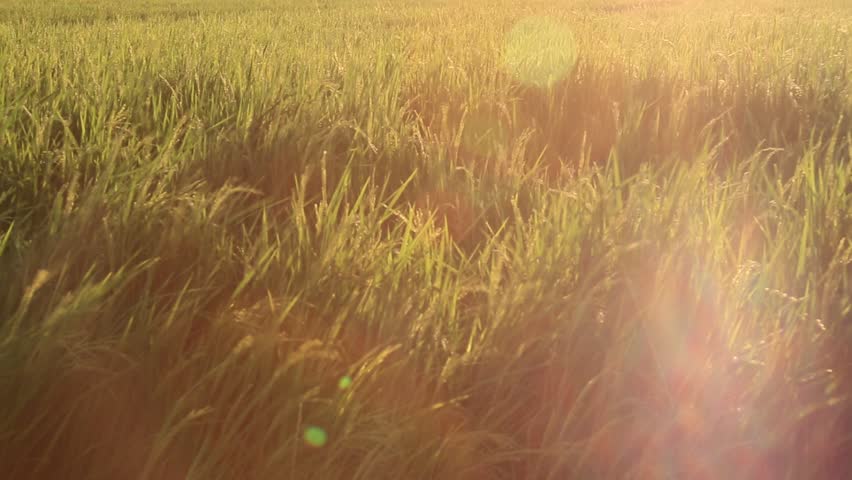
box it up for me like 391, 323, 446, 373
502, 16, 577, 87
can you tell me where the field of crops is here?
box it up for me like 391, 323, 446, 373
1, 0, 850, 478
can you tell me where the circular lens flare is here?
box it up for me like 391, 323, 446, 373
304, 426, 328, 447
502, 16, 577, 87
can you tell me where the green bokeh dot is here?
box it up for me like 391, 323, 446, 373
338, 375, 353, 390
304, 426, 327, 447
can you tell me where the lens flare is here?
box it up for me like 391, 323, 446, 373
502, 16, 577, 87
304, 426, 328, 447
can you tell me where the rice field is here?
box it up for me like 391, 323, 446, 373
1, 0, 850, 478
